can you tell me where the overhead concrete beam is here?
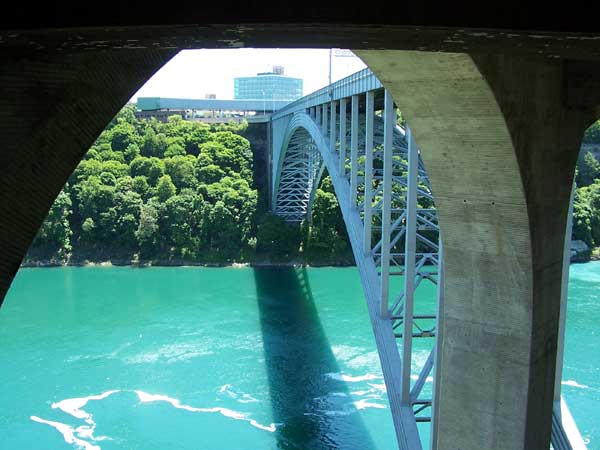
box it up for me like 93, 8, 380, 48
0, 49, 175, 304
356, 50, 598, 450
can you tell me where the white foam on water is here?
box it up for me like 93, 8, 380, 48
218, 384, 259, 404
134, 390, 275, 432
353, 399, 387, 410
249, 419, 276, 432
367, 383, 386, 392
346, 351, 380, 371
562, 380, 589, 389
326, 372, 381, 382
30, 416, 101, 450
331, 345, 362, 362
330, 392, 349, 397
52, 390, 120, 422
125, 342, 213, 365
351, 390, 369, 396
34, 390, 119, 448
322, 409, 355, 417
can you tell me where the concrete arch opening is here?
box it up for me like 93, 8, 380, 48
2, 24, 600, 450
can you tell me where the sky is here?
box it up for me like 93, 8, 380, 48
130, 49, 367, 101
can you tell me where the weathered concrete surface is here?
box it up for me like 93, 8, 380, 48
3, 25, 600, 61
0, 49, 175, 302
357, 50, 599, 450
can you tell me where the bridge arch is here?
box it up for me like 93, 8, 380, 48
1, 35, 598, 450
272, 113, 327, 222
272, 95, 440, 449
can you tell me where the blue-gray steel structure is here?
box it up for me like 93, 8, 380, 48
269, 68, 586, 450
137, 97, 291, 112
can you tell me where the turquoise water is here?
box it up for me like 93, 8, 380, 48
0, 264, 597, 449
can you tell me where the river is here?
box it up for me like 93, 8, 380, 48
0, 264, 597, 449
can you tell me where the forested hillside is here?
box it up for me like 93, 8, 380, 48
24, 104, 352, 266
573, 119, 600, 259
25, 106, 600, 266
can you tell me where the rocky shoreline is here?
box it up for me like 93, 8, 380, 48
20, 258, 354, 269
22, 241, 598, 269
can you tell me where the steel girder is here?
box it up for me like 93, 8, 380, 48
272, 95, 440, 450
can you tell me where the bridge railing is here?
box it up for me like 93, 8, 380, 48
272, 68, 382, 120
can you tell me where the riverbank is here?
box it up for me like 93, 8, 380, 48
20, 257, 355, 269
21, 248, 599, 269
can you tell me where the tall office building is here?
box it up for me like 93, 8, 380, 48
234, 67, 303, 102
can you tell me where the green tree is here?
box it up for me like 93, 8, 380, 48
136, 203, 160, 259
576, 151, 600, 187
256, 214, 301, 260
28, 190, 73, 261
164, 155, 197, 190
156, 175, 176, 202
109, 120, 138, 151
130, 156, 165, 185
196, 164, 225, 184
124, 143, 141, 163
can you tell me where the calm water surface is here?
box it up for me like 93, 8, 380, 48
0, 264, 597, 449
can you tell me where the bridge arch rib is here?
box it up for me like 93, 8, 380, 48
272, 99, 440, 450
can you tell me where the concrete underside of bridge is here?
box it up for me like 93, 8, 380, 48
2, 15, 600, 450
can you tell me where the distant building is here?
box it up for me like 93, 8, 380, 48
234, 67, 302, 102
205, 93, 216, 99
134, 109, 188, 122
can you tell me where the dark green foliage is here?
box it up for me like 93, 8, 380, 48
29, 190, 73, 261
573, 181, 600, 248
256, 214, 302, 260
583, 120, 600, 145
37, 104, 600, 266
26, 106, 262, 264
576, 152, 600, 187
156, 175, 176, 202
301, 183, 353, 264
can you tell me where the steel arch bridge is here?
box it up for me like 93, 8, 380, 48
269, 69, 586, 450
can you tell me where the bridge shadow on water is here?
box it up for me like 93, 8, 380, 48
254, 267, 376, 450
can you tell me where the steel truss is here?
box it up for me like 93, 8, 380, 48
272, 77, 586, 450
274, 91, 439, 450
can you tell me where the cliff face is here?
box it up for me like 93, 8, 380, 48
571, 240, 591, 262
243, 122, 271, 213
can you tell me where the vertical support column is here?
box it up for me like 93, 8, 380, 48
316, 104, 321, 126
380, 90, 394, 318
431, 242, 444, 450
363, 91, 374, 255
402, 126, 418, 403
322, 103, 328, 136
350, 94, 359, 207
339, 98, 347, 176
330, 100, 337, 153
554, 183, 574, 404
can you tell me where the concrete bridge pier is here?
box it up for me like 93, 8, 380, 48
0, 49, 175, 301
357, 51, 599, 450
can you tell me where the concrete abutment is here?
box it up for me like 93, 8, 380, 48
357, 50, 599, 450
